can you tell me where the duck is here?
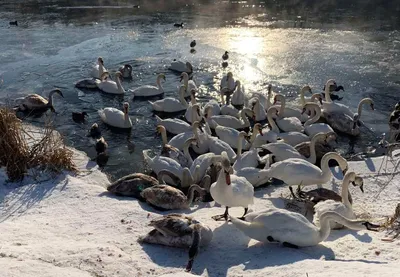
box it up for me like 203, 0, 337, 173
313, 171, 364, 229
230, 209, 380, 248
118, 64, 133, 78
137, 213, 213, 272
72, 111, 88, 123
174, 22, 184, 28
140, 181, 205, 211
106, 173, 158, 198
180, 72, 198, 97
95, 137, 108, 154
131, 73, 166, 98
210, 153, 254, 221
205, 106, 253, 130
302, 102, 335, 138
190, 40, 196, 48
169, 60, 193, 74
95, 71, 125, 94
222, 51, 229, 60
155, 115, 192, 135
98, 102, 132, 129
266, 106, 310, 146
220, 72, 235, 91
91, 57, 107, 79
14, 88, 64, 112
9, 20, 18, 26
231, 80, 245, 106
262, 152, 348, 191
149, 85, 188, 113
87, 123, 102, 139
260, 132, 328, 164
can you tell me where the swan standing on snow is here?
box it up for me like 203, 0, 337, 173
169, 60, 193, 74
262, 152, 348, 190
91, 57, 107, 79
220, 72, 235, 91
95, 72, 125, 94
313, 171, 364, 229
118, 64, 133, 78
180, 72, 198, 97
138, 213, 213, 272
106, 173, 158, 198
230, 209, 379, 248
131, 73, 166, 98
98, 102, 132, 129
149, 85, 188, 113
231, 80, 245, 106
14, 88, 64, 112
210, 154, 254, 221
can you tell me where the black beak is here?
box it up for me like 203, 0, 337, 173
301, 108, 306, 115
363, 222, 381, 231
352, 121, 357, 129
342, 167, 348, 175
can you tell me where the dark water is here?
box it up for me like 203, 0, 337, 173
1, 0, 400, 181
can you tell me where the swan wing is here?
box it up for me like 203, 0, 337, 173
305, 123, 334, 138
23, 94, 48, 108
277, 117, 304, 133
131, 85, 162, 96
98, 80, 120, 94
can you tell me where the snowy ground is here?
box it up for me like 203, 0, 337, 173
1, 146, 400, 277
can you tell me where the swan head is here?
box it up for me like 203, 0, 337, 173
180, 72, 188, 82
115, 71, 123, 80
185, 137, 198, 148
190, 88, 197, 97
351, 174, 364, 193
366, 98, 375, 111
123, 102, 130, 115
50, 88, 64, 98
301, 85, 312, 94
267, 106, 280, 117
226, 72, 233, 81
192, 121, 203, 132
395, 102, 400, 111
100, 71, 111, 81
158, 73, 166, 82
97, 57, 104, 65
310, 93, 323, 105
273, 94, 284, 105
324, 79, 337, 91
325, 131, 337, 143
155, 125, 166, 136
253, 123, 263, 136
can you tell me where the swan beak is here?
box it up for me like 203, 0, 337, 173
308, 88, 312, 93
363, 222, 381, 231
370, 104, 375, 111
225, 170, 231, 185
301, 108, 306, 115
259, 129, 263, 136
342, 166, 348, 175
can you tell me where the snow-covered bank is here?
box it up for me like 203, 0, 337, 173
1, 148, 400, 277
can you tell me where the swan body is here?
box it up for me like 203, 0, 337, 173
169, 61, 193, 74
206, 135, 236, 162
230, 209, 379, 247
206, 107, 253, 130
202, 99, 220, 118
324, 111, 361, 136
159, 131, 196, 168
98, 102, 132, 129
180, 72, 198, 97
215, 125, 251, 150
95, 72, 125, 94
250, 124, 278, 148
210, 155, 254, 221
232, 132, 261, 172
157, 122, 202, 151
149, 85, 188, 113
106, 173, 158, 198
131, 74, 165, 98
185, 103, 202, 125
231, 80, 245, 106
251, 98, 267, 121
220, 89, 240, 117
234, 167, 270, 187
313, 171, 364, 229
188, 153, 223, 184
15, 89, 64, 112
263, 152, 348, 187
220, 72, 235, 91
303, 102, 335, 138
137, 213, 212, 272
91, 57, 106, 79
155, 115, 192, 135
75, 78, 98, 89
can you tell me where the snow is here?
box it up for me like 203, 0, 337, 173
1, 145, 400, 277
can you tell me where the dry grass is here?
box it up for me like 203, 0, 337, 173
0, 107, 76, 182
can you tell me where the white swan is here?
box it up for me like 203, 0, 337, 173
230, 208, 379, 247
303, 102, 335, 138
15, 88, 64, 112
273, 96, 304, 132
202, 99, 221, 118
159, 134, 197, 168
206, 107, 253, 130
131, 73, 165, 98
263, 152, 348, 188
180, 72, 198, 97
313, 171, 364, 229
266, 106, 310, 146
220, 89, 240, 117
157, 122, 203, 151
185, 152, 224, 184
297, 85, 313, 106
250, 84, 274, 111
210, 154, 254, 221
220, 72, 236, 91
215, 124, 254, 150
149, 85, 188, 113
95, 72, 125, 95
260, 132, 327, 164
273, 94, 305, 121
206, 134, 237, 162
98, 102, 132, 129
232, 132, 261, 172
251, 98, 267, 122
169, 60, 193, 74
155, 115, 192, 135
185, 103, 202, 124
91, 57, 107, 79
231, 80, 245, 106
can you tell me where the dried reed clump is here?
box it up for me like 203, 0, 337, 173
0, 107, 76, 182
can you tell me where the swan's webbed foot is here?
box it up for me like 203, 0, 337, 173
283, 242, 299, 249
212, 207, 229, 221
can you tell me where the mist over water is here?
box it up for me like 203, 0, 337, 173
1, 0, 399, 180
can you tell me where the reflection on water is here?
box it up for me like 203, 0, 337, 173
0, 0, 399, 180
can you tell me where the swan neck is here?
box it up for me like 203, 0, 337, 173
160, 129, 168, 146
241, 109, 250, 126
237, 136, 244, 156
267, 110, 280, 133
304, 105, 321, 126
116, 77, 125, 93
250, 128, 259, 143
179, 89, 189, 107
341, 173, 355, 209
320, 153, 337, 182
307, 135, 318, 164
318, 212, 360, 241
299, 88, 306, 106
324, 85, 332, 102
186, 185, 203, 206
357, 99, 367, 117
183, 141, 195, 165
48, 91, 55, 107
278, 97, 286, 117
157, 76, 163, 90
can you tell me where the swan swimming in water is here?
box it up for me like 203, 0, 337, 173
149, 85, 188, 113
14, 88, 64, 113
131, 73, 166, 98
169, 60, 193, 74
91, 57, 107, 79
95, 72, 125, 95
98, 102, 132, 129
230, 208, 380, 248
